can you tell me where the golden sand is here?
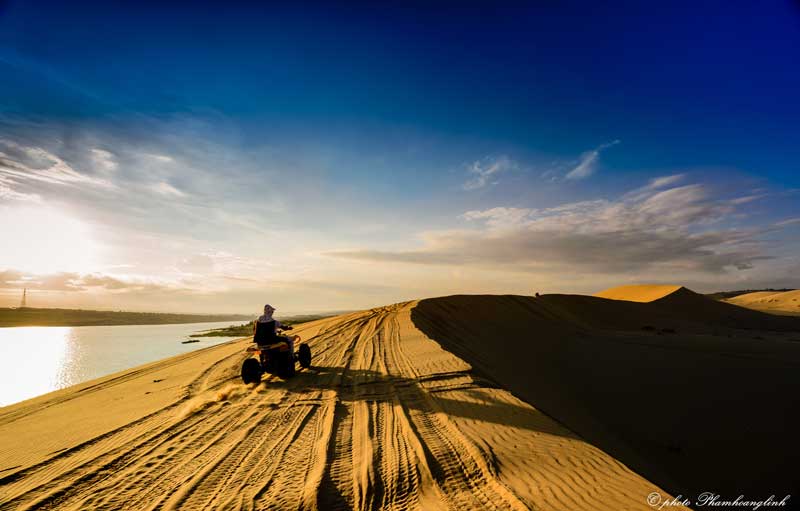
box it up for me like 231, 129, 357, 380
594, 284, 684, 302
3, 290, 799, 509
726, 289, 800, 315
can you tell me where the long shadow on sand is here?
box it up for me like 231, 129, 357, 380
260, 364, 579, 511
267, 366, 577, 509
264, 365, 578, 440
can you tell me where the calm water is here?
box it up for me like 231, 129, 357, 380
0, 321, 244, 407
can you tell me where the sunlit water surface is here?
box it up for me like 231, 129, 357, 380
0, 322, 243, 407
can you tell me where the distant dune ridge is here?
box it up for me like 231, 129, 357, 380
1, 286, 798, 509
725, 289, 800, 315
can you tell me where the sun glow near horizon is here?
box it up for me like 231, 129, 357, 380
0, 204, 102, 275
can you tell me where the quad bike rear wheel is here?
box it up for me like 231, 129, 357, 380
298, 343, 311, 369
277, 350, 295, 378
241, 358, 261, 384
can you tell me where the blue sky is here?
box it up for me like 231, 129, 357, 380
1, 1, 799, 313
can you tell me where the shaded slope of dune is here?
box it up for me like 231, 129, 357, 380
411, 293, 800, 500
542, 286, 800, 334
0, 303, 684, 511
595, 285, 800, 330
651, 286, 800, 328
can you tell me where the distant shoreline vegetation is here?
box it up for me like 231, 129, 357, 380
0, 307, 251, 328
190, 314, 337, 337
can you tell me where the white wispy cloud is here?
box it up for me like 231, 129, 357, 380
729, 194, 768, 205
564, 139, 620, 181
150, 181, 187, 197
644, 173, 685, 190
0, 176, 40, 202
463, 156, 516, 190
775, 218, 800, 227
145, 153, 174, 163
461, 207, 535, 227
90, 148, 117, 172
621, 173, 686, 201
0, 139, 115, 191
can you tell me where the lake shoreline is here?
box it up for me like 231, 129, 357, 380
190, 314, 337, 337
0, 307, 251, 328
0, 321, 245, 406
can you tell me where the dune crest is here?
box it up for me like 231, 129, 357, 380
594, 284, 683, 302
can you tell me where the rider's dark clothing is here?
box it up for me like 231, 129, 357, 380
254, 320, 280, 345
253, 319, 295, 358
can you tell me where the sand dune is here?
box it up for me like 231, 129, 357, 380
4, 291, 798, 510
726, 289, 800, 315
0, 302, 688, 511
594, 284, 683, 302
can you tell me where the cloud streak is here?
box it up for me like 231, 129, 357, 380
564, 139, 620, 180
463, 156, 515, 190
0, 139, 115, 192
151, 181, 187, 198
0, 269, 173, 293
90, 148, 118, 173
328, 177, 786, 276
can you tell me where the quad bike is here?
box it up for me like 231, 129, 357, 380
241, 324, 312, 384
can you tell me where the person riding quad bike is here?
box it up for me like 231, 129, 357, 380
241, 304, 311, 383
254, 304, 294, 356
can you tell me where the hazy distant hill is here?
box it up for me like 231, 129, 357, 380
0, 307, 251, 327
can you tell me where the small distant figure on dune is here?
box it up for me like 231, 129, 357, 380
535, 292, 540, 298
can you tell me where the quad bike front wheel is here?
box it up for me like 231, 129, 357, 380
298, 343, 311, 369
241, 358, 261, 384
